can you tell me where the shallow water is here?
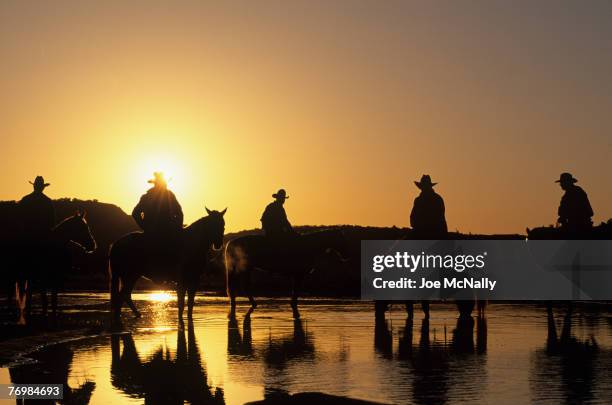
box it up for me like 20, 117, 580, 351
2, 294, 612, 404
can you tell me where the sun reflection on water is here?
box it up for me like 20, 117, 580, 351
147, 291, 174, 303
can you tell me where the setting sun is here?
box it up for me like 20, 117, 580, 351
133, 154, 185, 193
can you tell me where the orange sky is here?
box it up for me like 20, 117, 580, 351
1, 1, 611, 233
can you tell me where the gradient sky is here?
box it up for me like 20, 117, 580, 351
1, 0, 611, 233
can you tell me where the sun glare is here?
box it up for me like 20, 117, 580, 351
132, 153, 187, 195
147, 291, 174, 303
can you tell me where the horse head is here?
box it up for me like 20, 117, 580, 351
58, 210, 97, 253
205, 206, 227, 250
319, 229, 350, 263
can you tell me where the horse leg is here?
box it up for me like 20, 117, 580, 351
375, 301, 389, 320
291, 274, 303, 319
187, 285, 196, 320
457, 300, 475, 319
51, 290, 58, 316
405, 301, 414, 318
477, 299, 487, 318
122, 277, 140, 318
421, 301, 430, 319
226, 259, 238, 316
245, 267, 257, 310
110, 271, 123, 322
16, 281, 27, 325
25, 281, 33, 317
177, 283, 186, 325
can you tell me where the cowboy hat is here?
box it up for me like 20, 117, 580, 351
29, 176, 50, 188
148, 171, 167, 185
555, 172, 578, 184
272, 189, 289, 199
414, 174, 437, 189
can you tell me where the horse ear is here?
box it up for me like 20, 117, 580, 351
205, 206, 212, 215
220, 207, 227, 216
75, 209, 81, 218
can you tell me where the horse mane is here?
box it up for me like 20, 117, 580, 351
185, 215, 211, 231
184, 212, 223, 234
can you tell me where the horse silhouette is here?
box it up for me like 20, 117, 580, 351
6, 211, 96, 324
225, 229, 347, 319
527, 221, 612, 314
109, 207, 226, 324
110, 323, 225, 404
527, 220, 612, 240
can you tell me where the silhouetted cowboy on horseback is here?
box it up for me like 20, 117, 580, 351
132, 172, 184, 243
261, 189, 295, 238
556, 172, 593, 233
410, 175, 448, 238
18, 176, 55, 244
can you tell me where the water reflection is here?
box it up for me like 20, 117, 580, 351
227, 309, 317, 402
227, 310, 253, 357
5, 299, 612, 404
110, 322, 225, 404
530, 308, 603, 404
375, 313, 489, 404
262, 318, 315, 369
9, 343, 95, 404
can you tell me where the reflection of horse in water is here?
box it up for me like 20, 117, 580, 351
9, 342, 96, 404
375, 300, 485, 324
4, 212, 96, 324
227, 309, 253, 357
530, 307, 600, 403
111, 323, 225, 404
226, 310, 315, 368
109, 208, 226, 324
263, 317, 315, 368
376, 312, 488, 404
225, 229, 347, 318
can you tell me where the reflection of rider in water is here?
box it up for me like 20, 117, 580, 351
132, 172, 183, 255
261, 189, 296, 238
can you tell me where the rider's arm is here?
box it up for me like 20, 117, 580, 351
557, 195, 566, 225
281, 208, 294, 232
